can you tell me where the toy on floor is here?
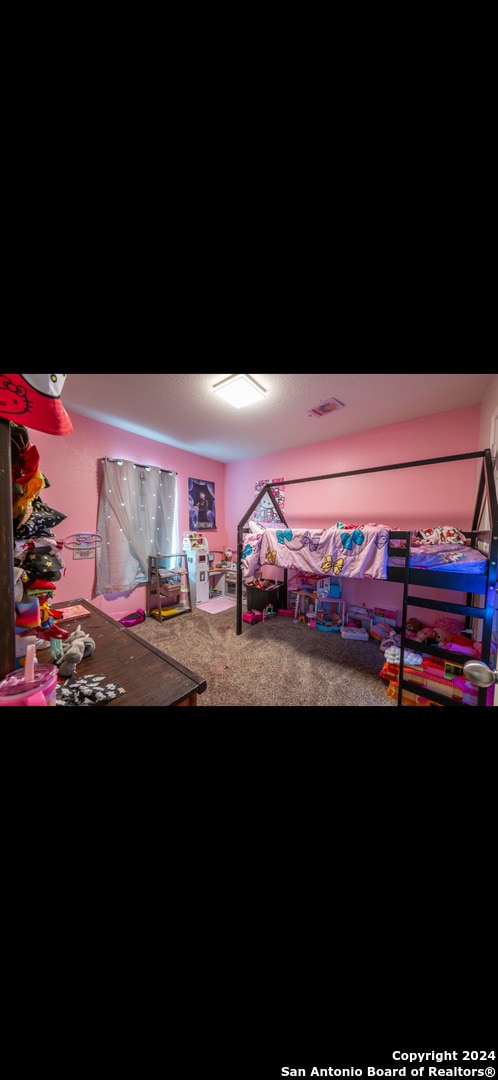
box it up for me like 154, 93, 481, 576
56, 624, 96, 678
380, 629, 402, 651
242, 610, 264, 625
119, 608, 145, 627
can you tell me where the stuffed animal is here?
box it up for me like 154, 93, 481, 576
416, 627, 437, 644
380, 629, 402, 651
406, 617, 424, 635
56, 624, 96, 678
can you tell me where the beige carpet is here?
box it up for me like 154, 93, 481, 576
197, 596, 237, 614
131, 605, 396, 707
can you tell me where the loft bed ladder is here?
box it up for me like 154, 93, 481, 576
395, 450, 497, 707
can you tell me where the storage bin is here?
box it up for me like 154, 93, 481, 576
340, 626, 369, 640
246, 582, 285, 611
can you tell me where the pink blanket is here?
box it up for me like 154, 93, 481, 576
242, 524, 390, 581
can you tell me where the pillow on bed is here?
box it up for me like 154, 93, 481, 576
434, 616, 464, 636
248, 520, 265, 534
413, 525, 469, 546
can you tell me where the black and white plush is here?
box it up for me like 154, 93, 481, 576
56, 674, 126, 706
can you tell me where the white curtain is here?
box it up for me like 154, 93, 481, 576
96, 458, 179, 594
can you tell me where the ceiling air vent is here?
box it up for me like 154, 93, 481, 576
307, 397, 344, 418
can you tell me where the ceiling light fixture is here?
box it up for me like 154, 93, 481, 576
212, 374, 266, 409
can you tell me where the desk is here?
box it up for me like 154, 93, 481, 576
55, 599, 207, 706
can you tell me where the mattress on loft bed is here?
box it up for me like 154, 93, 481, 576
388, 525, 488, 574
388, 545, 488, 573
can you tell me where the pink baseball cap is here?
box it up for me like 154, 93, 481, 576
0, 374, 73, 435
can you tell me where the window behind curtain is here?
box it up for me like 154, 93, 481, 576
96, 458, 179, 594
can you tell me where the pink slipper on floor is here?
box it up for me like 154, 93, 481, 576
119, 608, 145, 627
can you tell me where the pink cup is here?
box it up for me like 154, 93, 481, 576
0, 664, 59, 707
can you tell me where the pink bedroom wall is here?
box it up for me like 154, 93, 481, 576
29, 401, 484, 620
32, 412, 226, 615
224, 406, 482, 542
223, 404, 483, 621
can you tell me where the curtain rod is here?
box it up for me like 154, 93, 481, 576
104, 457, 176, 475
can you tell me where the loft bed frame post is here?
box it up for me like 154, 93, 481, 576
0, 417, 15, 680
235, 450, 497, 708
236, 483, 289, 633
473, 450, 498, 665
394, 530, 412, 708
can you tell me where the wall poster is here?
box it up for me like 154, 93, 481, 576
253, 477, 285, 524
188, 478, 216, 530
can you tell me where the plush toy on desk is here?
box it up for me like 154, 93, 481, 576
56, 625, 96, 678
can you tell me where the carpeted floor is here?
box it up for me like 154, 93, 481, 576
130, 604, 396, 707
197, 596, 237, 614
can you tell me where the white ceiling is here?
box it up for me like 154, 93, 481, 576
62, 373, 493, 465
